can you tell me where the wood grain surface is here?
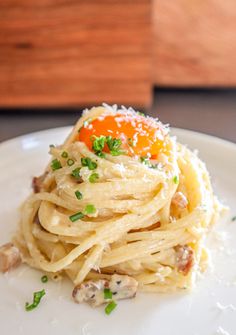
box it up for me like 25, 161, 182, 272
0, 0, 151, 107
153, 0, 236, 86
1, 0, 236, 108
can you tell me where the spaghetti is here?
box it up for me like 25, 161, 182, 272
13, 105, 222, 301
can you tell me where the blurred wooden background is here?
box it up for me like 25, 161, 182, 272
0, 0, 236, 108
153, 0, 236, 87
0, 0, 151, 107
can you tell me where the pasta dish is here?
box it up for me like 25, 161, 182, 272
0, 105, 223, 311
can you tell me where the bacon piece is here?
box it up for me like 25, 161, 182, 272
32, 177, 41, 193
72, 274, 138, 307
175, 245, 194, 276
32, 176, 43, 193
32, 172, 48, 193
0, 243, 22, 273
171, 192, 188, 210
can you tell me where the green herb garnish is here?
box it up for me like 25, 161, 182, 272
92, 136, 106, 154
151, 164, 158, 169
49, 144, 55, 148
137, 111, 145, 116
96, 151, 106, 158
69, 212, 85, 222
61, 151, 68, 158
110, 150, 124, 156
140, 156, 158, 169
51, 159, 62, 171
25, 289, 45, 311
41, 275, 48, 283
104, 288, 112, 300
85, 204, 96, 215
81, 157, 97, 170
67, 158, 75, 166
232, 216, 236, 222
71, 167, 81, 179
106, 136, 123, 156
75, 190, 83, 200
105, 301, 117, 315
140, 156, 149, 165
173, 175, 179, 184
91, 135, 125, 157
89, 173, 99, 183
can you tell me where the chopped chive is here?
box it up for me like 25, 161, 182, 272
173, 175, 179, 184
91, 135, 125, 157
89, 173, 99, 183
150, 164, 158, 169
110, 150, 125, 156
92, 135, 106, 154
106, 137, 122, 153
104, 288, 112, 300
25, 289, 45, 311
140, 156, 151, 167
61, 151, 68, 158
81, 157, 87, 166
232, 216, 236, 222
106, 136, 125, 156
67, 158, 75, 166
137, 111, 145, 116
75, 190, 83, 200
71, 167, 81, 179
85, 204, 96, 215
51, 159, 62, 171
69, 212, 84, 222
81, 157, 97, 170
105, 301, 117, 315
49, 144, 55, 148
140, 156, 149, 164
140, 156, 158, 169
96, 151, 106, 158
88, 160, 97, 170
41, 275, 48, 283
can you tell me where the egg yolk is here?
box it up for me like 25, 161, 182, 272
77, 114, 169, 159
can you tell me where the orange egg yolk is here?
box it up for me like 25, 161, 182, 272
77, 114, 169, 159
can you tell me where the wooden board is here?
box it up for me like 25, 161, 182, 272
0, 0, 151, 107
153, 0, 236, 86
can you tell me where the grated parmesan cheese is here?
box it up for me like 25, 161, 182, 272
216, 302, 236, 312
216, 326, 230, 335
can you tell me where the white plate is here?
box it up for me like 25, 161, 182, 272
0, 127, 236, 335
